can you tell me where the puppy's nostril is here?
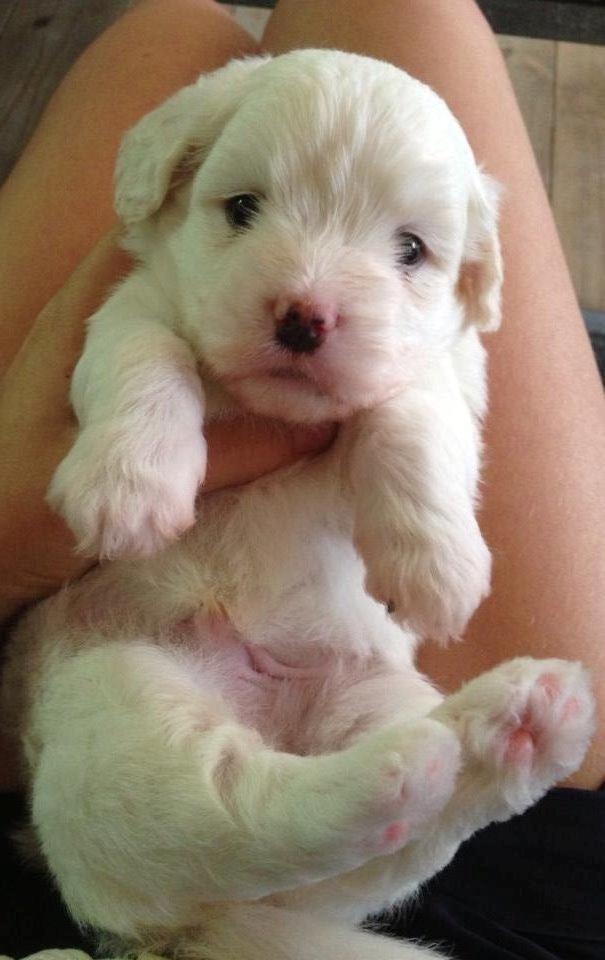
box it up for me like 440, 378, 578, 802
275, 307, 326, 354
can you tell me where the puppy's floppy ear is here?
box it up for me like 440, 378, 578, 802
115, 56, 268, 224
458, 172, 503, 333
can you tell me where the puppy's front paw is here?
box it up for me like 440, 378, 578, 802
48, 426, 207, 558
438, 657, 595, 816
356, 515, 491, 641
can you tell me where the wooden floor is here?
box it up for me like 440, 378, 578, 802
1, 1, 603, 311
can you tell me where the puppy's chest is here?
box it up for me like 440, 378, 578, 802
189, 473, 365, 650
72, 453, 360, 640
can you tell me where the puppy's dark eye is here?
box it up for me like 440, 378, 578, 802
397, 232, 425, 267
225, 194, 260, 230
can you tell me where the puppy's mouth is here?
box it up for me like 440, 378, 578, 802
270, 366, 317, 384
267, 363, 333, 400
224, 364, 334, 416
216, 353, 349, 420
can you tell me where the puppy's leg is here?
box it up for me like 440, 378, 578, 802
176, 902, 446, 960
385, 656, 594, 907
344, 351, 490, 641
277, 656, 595, 923
48, 282, 206, 558
30, 640, 458, 939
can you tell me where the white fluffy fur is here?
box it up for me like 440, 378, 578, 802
2, 51, 594, 960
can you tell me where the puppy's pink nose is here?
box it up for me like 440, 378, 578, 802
275, 301, 331, 354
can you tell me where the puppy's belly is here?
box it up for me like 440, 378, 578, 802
175, 611, 345, 753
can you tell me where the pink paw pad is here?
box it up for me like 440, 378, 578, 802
537, 673, 561, 700
426, 756, 444, 778
381, 821, 409, 850
504, 726, 534, 763
562, 696, 580, 720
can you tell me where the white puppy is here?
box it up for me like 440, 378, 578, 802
2, 50, 594, 960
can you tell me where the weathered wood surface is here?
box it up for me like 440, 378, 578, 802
231, 3, 270, 41
481, 0, 605, 45
552, 42, 605, 312
0, 0, 129, 182
227, 0, 605, 44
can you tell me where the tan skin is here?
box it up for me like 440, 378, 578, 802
1, 0, 604, 792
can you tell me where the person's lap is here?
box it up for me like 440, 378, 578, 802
1, 1, 604, 958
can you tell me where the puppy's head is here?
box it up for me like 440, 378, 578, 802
117, 50, 502, 422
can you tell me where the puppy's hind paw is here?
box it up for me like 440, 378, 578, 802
344, 718, 461, 858
437, 657, 595, 815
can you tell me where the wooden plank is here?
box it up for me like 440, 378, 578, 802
0, 0, 20, 37
232, 4, 270, 42
497, 35, 556, 194
552, 42, 605, 311
220, 0, 273, 7
221, 0, 605, 43
0, 0, 130, 183
479, 0, 605, 45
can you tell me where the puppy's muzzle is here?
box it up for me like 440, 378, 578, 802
275, 301, 330, 354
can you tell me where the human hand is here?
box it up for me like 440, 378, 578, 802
0, 230, 334, 623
